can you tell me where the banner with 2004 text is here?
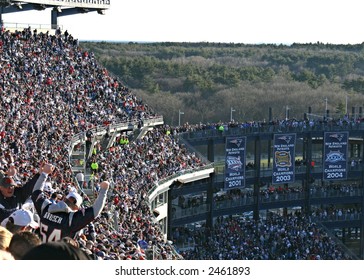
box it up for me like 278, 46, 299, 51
323, 131, 348, 181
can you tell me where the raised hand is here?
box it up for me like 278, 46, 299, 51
40, 163, 55, 175
6, 165, 17, 177
99, 181, 110, 190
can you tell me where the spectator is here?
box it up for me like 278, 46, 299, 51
21, 241, 92, 260
8, 231, 41, 259
1, 208, 39, 234
75, 171, 85, 189
0, 226, 12, 251
31, 163, 110, 243
0, 166, 40, 223
0, 249, 14, 260
62, 236, 81, 249
49, 192, 62, 204
91, 160, 99, 174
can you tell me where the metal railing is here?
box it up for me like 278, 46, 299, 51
2, 22, 59, 32
180, 122, 364, 141
147, 163, 214, 198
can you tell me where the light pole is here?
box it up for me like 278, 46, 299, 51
178, 110, 184, 126
230, 107, 235, 122
324, 97, 328, 118
285, 105, 290, 120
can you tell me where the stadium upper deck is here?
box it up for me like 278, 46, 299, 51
0, 0, 110, 9
0, 0, 110, 28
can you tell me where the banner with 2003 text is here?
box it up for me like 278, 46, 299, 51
272, 133, 296, 185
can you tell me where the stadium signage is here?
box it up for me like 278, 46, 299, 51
224, 137, 246, 190
323, 131, 348, 181
272, 133, 296, 184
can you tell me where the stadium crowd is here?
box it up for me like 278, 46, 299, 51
178, 213, 352, 260
0, 26, 359, 260
0, 26, 186, 259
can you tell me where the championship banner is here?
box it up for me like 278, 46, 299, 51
224, 137, 246, 190
272, 134, 296, 184
323, 132, 348, 181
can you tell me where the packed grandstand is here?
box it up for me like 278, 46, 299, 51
0, 26, 356, 260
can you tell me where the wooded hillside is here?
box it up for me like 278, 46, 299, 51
80, 41, 364, 125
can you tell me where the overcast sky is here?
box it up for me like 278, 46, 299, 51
2, 0, 364, 44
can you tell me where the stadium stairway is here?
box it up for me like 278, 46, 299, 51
135, 126, 154, 140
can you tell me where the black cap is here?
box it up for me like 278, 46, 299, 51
0, 176, 17, 188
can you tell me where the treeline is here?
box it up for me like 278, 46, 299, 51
80, 41, 364, 125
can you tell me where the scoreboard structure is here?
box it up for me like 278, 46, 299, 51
0, 0, 111, 28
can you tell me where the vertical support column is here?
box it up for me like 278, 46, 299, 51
267, 107, 272, 168
166, 187, 173, 242
51, 8, 59, 29
359, 143, 361, 159
304, 132, 312, 215
267, 138, 272, 168
253, 135, 261, 220
206, 173, 214, 229
207, 138, 215, 229
268, 107, 272, 122
207, 138, 214, 162
359, 136, 364, 259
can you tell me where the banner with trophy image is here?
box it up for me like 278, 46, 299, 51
323, 131, 348, 181
272, 134, 296, 184
225, 137, 246, 190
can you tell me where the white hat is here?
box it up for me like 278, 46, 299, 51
1, 209, 38, 229
43, 182, 54, 194
66, 191, 83, 207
